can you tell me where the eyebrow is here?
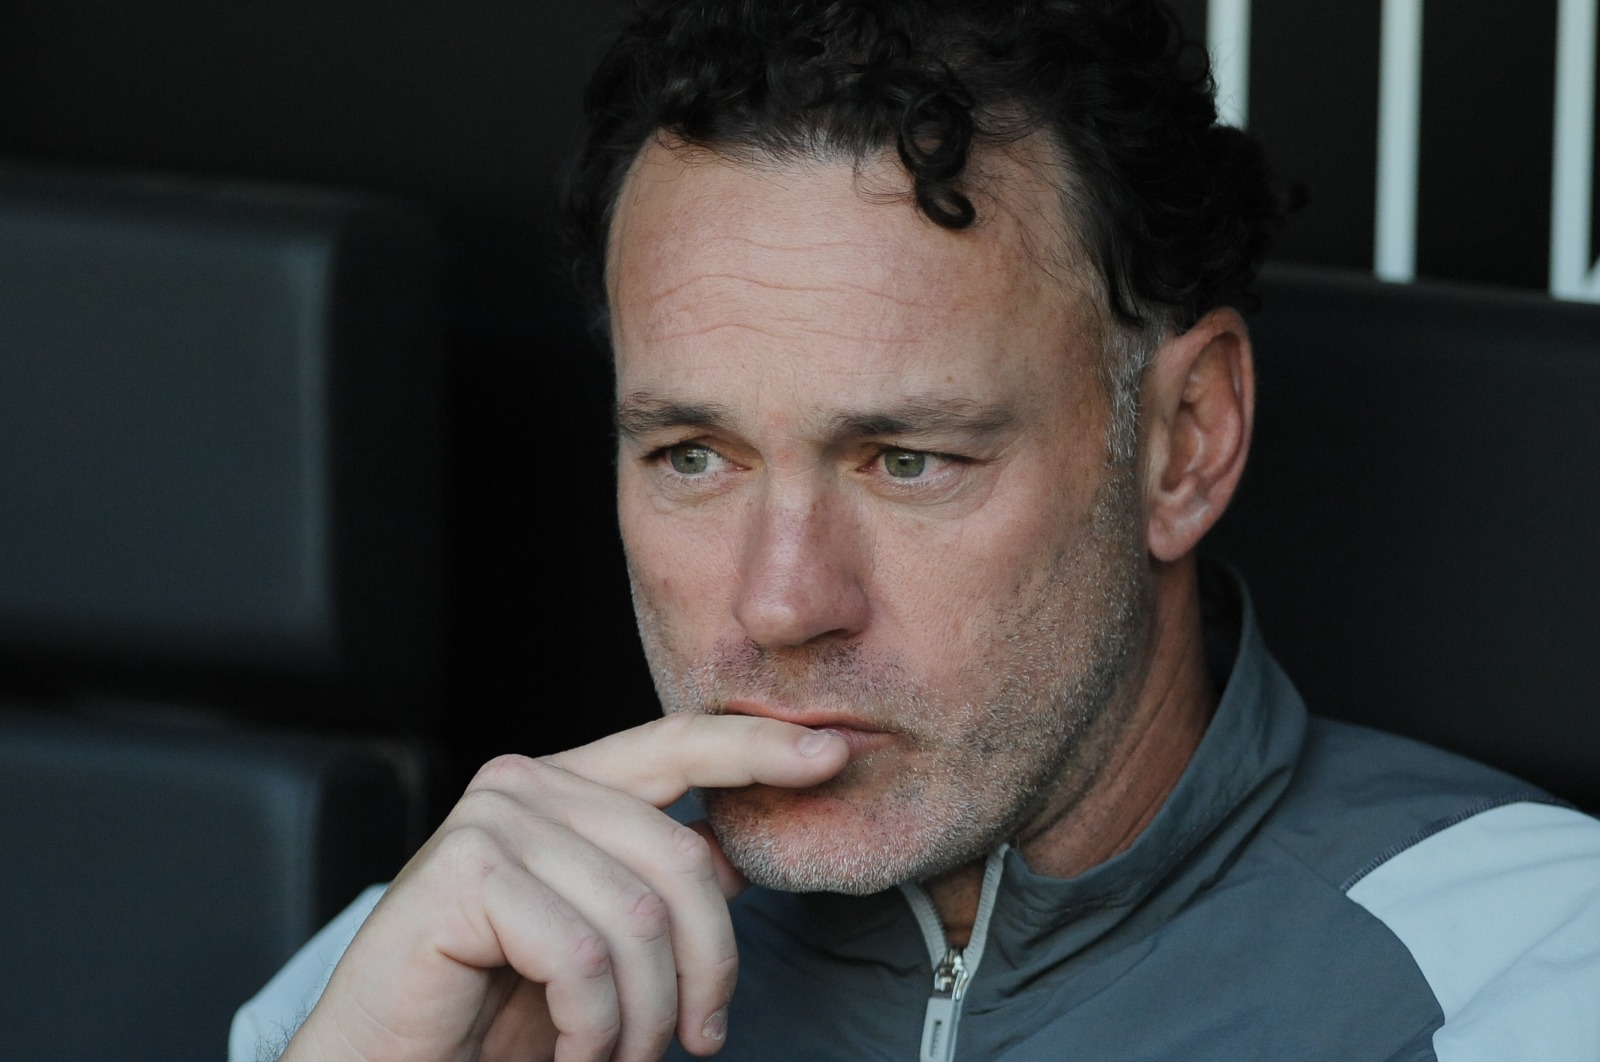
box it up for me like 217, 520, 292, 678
823, 398, 1016, 441
614, 396, 738, 440
616, 391, 1015, 445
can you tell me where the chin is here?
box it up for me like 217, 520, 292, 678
700, 782, 987, 895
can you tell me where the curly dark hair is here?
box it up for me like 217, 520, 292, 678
561, 0, 1284, 347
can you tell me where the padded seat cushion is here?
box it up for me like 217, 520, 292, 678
0, 707, 416, 1061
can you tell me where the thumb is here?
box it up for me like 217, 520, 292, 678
688, 818, 749, 900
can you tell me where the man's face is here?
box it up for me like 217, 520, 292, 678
609, 141, 1152, 893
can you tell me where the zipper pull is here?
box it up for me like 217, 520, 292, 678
920, 946, 970, 1062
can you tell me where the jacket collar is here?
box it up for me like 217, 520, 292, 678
983, 561, 1308, 971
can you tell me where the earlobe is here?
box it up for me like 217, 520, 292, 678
1141, 307, 1255, 563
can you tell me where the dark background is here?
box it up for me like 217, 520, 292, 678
0, 1, 1591, 779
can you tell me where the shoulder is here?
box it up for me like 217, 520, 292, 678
1266, 717, 1555, 884
1265, 719, 1600, 1061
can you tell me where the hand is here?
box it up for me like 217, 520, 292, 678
282, 714, 848, 1062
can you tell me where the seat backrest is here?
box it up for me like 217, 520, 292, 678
1207, 264, 1600, 808
0, 163, 443, 726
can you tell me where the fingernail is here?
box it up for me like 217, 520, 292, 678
702, 1007, 729, 1042
797, 729, 833, 757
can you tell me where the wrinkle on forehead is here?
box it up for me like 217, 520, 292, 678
652, 270, 933, 312
608, 135, 1084, 306
644, 266, 940, 347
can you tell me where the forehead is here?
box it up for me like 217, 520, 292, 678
605, 139, 1100, 404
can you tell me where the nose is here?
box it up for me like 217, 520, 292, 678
732, 487, 870, 649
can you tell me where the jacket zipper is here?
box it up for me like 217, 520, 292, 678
898, 846, 1009, 1062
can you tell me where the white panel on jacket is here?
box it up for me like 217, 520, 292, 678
1347, 801, 1600, 1061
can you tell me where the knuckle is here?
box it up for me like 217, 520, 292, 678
645, 1007, 679, 1045
618, 885, 672, 944
432, 824, 505, 880
586, 1015, 625, 1051
469, 753, 542, 791
567, 929, 613, 980
615, 1004, 677, 1062
442, 787, 547, 851
551, 988, 622, 1055
453, 785, 520, 822
740, 717, 778, 757
708, 943, 740, 993
653, 711, 698, 742
664, 824, 717, 880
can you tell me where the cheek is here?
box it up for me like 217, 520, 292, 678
862, 481, 1080, 654
619, 489, 743, 630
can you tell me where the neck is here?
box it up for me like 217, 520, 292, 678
926, 556, 1216, 946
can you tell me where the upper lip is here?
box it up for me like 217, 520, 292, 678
720, 699, 891, 732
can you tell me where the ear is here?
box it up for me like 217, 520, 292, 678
1140, 307, 1255, 563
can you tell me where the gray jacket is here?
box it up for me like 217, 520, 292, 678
674, 574, 1600, 1061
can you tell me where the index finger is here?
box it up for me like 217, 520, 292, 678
543, 713, 849, 807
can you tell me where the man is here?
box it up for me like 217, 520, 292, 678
234, 1, 1600, 1059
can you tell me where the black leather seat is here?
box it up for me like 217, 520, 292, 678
0, 164, 445, 1060
1209, 263, 1600, 809
0, 163, 444, 726
0, 708, 422, 1061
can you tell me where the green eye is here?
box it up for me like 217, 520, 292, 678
882, 450, 927, 478
667, 444, 715, 475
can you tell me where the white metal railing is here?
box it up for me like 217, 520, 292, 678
1551, 0, 1600, 299
1209, 0, 1600, 302
1374, 0, 1424, 283
1209, 0, 1253, 129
